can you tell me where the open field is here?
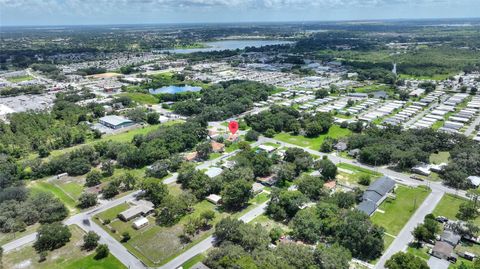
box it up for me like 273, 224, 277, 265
29, 181, 78, 213
371, 186, 431, 235
118, 92, 159, 105
6, 75, 34, 83
433, 194, 480, 226
429, 151, 450, 164
274, 125, 352, 150
3, 225, 125, 269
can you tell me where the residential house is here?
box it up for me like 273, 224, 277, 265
357, 176, 396, 216
118, 200, 154, 221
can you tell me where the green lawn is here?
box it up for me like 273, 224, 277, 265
208, 152, 222, 160
407, 246, 430, 261
371, 186, 431, 235
429, 151, 450, 164
384, 234, 396, 250
64, 253, 126, 269
432, 194, 480, 226
118, 92, 158, 105
6, 75, 34, 83
96, 202, 130, 221
274, 125, 352, 150
182, 254, 206, 269
337, 163, 382, 178
29, 181, 78, 213
3, 225, 125, 269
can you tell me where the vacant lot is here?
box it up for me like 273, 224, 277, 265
118, 92, 158, 105
29, 181, 78, 213
433, 194, 480, 227
429, 151, 450, 164
274, 125, 352, 150
3, 225, 125, 269
371, 186, 431, 235
336, 163, 383, 187
6, 75, 34, 83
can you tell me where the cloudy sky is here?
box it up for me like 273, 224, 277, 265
1, 0, 479, 26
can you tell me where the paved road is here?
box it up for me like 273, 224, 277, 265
2, 190, 142, 253
403, 95, 448, 128
158, 201, 269, 269
374, 190, 444, 269
465, 113, 480, 136
260, 136, 468, 199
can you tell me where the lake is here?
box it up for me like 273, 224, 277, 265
164, 39, 294, 54
149, 85, 202, 94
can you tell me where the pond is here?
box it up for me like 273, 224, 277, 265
163, 39, 294, 54
149, 85, 202, 94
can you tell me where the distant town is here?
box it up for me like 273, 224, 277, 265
1, 19, 480, 269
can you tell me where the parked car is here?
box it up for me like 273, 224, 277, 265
436, 216, 449, 223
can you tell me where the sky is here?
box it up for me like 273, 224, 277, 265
1, 0, 479, 26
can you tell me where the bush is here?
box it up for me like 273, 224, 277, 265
358, 175, 371, 186
94, 244, 109, 260
264, 129, 276, 138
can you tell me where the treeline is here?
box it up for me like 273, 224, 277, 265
173, 80, 275, 121
0, 85, 45, 97
245, 105, 333, 138
347, 126, 480, 189
19, 121, 207, 180
0, 96, 101, 158
206, 218, 352, 269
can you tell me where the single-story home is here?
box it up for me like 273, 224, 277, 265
206, 194, 222, 205
205, 167, 223, 178
211, 141, 225, 153
118, 200, 154, 221
432, 241, 456, 261
334, 142, 348, 151
467, 176, 480, 187
132, 217, 149, 229
184, 152, 198, 162
258, 144, 276, 153
99, 115, 134, 129
441, 230, 461, 247
252, 182, 265, 194
412, 163, 431, 176
357, 176, 396, 216
257, 174, 278, 186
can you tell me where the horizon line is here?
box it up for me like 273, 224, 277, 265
2, 16, 480, 28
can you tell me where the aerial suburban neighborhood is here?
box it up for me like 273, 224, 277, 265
1, 2, 480, 269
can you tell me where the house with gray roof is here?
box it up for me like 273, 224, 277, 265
357, 176, 396, 216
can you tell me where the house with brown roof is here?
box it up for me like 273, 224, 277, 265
211, 141, 225, 153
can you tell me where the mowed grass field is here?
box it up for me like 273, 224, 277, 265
29, 181, 78, 213
117, 92, 159, 105
274, 125, 352, 150
3, 225, 125, 269
6, 75, 34, 83
433, 194, 480, 226
371, 186, 431, 235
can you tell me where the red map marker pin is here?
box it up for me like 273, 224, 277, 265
228, 121, 239, 135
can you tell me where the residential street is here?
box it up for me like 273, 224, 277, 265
2, 135, 470, 269
374, 190, 444, 269
158, 201, 269, 269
